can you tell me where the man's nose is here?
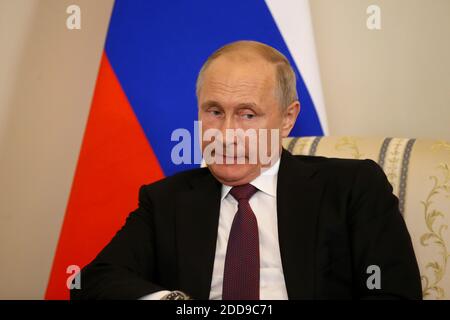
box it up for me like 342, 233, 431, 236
220, 115, 238, 142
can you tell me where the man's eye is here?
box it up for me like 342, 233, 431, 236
209, 110, 222, 116
241, 114, 255, 120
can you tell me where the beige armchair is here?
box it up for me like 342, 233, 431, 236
283, 136, 450, 300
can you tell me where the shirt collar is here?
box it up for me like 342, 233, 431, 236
220, 158, 280, 201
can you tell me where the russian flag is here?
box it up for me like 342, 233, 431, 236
45, 0, 328, 299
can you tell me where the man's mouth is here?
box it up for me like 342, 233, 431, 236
214, 152, 248, 164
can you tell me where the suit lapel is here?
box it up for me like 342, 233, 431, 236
277, 149, 322, 299
175, 171, 222, 299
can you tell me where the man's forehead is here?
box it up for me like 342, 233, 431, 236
207, 52, 274, 72
200, 78, 277, 108
202, 56, 275, 88
200, 77, 275, 105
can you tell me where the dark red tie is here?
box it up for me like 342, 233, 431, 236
222, 184, 259, 300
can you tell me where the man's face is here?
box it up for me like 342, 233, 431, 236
198, 54, 299, 186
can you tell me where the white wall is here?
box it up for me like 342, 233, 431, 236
310, 0, 450, 140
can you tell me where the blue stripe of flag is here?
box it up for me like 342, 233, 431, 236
105, 0, 324, 176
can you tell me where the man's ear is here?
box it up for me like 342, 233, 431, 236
281, 101, 300, 138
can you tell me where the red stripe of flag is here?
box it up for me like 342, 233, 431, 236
45, 52, 165, 299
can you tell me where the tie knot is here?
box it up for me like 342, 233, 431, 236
230, 184, 258, 201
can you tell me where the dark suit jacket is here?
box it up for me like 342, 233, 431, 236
71, 149, 422, 300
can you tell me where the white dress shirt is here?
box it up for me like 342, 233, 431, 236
142, 158, 288, 300
209, 158, 288, 300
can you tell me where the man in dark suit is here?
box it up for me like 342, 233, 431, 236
71, 40, 422, 300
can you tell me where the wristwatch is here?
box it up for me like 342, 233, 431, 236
161, 290, 191, 300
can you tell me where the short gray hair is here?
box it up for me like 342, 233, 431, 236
196, 40, 298, 109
